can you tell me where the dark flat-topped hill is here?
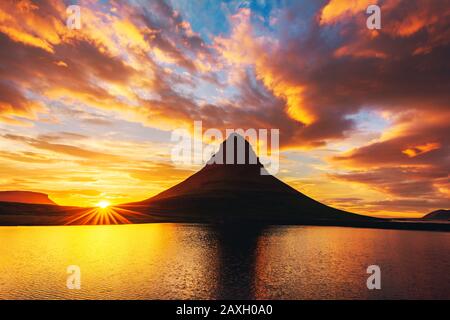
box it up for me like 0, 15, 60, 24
0, 191, 56, 205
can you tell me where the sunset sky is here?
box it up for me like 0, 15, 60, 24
0, 0, 448, 217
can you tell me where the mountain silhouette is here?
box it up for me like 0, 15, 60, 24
1, 134, 449, 230
123, 134, 373, 223
423, 209, 450, 221
0, 191, 56, 205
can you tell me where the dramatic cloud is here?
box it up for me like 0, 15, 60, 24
0, 0, 448, 215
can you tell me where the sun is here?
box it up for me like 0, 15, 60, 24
97, 200, 111, 209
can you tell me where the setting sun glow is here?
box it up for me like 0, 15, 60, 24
97, 201, 111, 209
0, 0, 447, 219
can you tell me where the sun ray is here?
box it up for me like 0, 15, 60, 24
64, 205, 142, 225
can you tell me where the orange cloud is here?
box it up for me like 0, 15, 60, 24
0, 81, 45, 124
402, 142, 441, 158
2, 133, 123, 161
215, 9, 314, 126
330, 110, 449, 215
0, 131, 192, 207
320, 0, 375, 25
0, 0, 67, 53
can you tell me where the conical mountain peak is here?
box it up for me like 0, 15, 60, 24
207, 133, 262, 167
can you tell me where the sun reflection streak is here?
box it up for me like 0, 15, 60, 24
64, 206, 146, 225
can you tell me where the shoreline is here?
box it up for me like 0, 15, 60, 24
0, 216, 449, 232
0, 201, 448, 231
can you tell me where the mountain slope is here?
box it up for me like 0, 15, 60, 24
423, 209, 450, 221
124, 134, 373, 223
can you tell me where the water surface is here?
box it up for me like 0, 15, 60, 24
0, 224, 449, 299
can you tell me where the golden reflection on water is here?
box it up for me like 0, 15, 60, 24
254, 226, 450, 299
0, 224, 217, 299
0, 224, 449, 299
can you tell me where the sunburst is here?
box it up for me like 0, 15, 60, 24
97, 200, 111, 209
64, 205, 146, 225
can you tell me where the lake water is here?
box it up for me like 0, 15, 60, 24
0, 224, 449, 300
